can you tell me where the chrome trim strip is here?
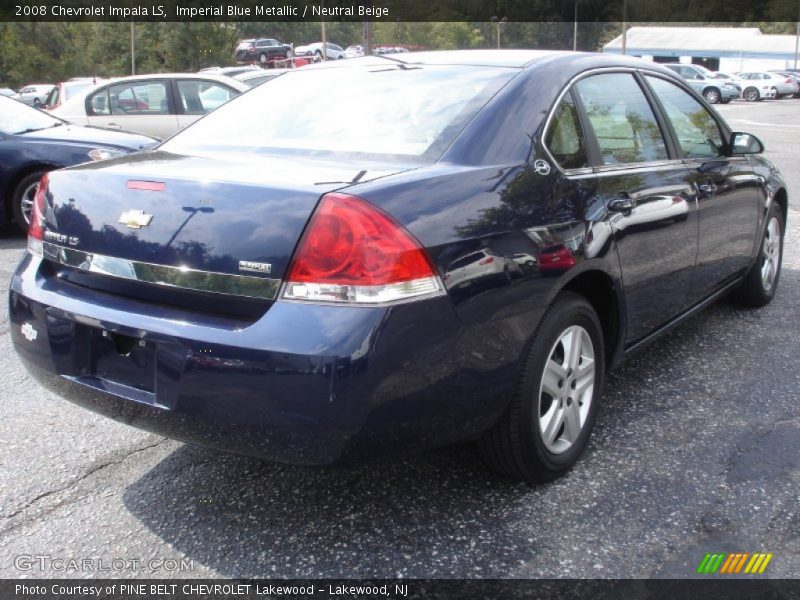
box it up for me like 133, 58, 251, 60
41, 242, 280, 300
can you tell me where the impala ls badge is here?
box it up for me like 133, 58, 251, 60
239, 261, 272, 274
118, 209, 153, 229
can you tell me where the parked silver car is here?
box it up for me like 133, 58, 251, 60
12, 84, 55, 106
663, 64, 740, 104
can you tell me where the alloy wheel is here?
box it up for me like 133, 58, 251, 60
744, 88, 758, 102
704, 89, 720, 104
760, 216, 782, 292
538, 325, 596, 454
19, 180, 38, 226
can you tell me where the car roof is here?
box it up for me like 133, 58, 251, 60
310, 49, 669, 71
235, 69, 291, 81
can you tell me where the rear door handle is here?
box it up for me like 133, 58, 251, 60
608, 193, 636, 213
105, 122, 122, 129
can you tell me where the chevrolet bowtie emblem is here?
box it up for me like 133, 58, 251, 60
118, 209, 153, 229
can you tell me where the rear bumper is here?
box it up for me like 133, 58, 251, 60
10, 253, 530, 465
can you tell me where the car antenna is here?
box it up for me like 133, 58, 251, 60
372, 54, 413, 69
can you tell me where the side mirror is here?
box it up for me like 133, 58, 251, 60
730, 132, 764, 155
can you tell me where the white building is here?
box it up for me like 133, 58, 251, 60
603, 26, 800, 73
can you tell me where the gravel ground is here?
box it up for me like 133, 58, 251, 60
0, 100, 798, 580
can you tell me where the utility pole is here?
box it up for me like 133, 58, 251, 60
321, 20, 327, 60
794, 0, 799, 69
621, 0, 628, 55
573, 0, 578, 51
130, 21, 136, 75
363, 20, 371, 55
490, 16, 508, 49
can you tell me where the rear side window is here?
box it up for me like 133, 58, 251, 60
575, 73, 669, 166
544, 93, 589, 170
646, 76, 724, 159
106, 81, 170, 116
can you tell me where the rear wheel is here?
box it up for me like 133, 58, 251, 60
11, 170, 47, 233
479, 292, 605, 483
732, 203, 784, 307
743, 87, 759, 102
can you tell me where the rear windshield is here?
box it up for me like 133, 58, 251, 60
63, 82, 92, 102
162, 63, 517, 163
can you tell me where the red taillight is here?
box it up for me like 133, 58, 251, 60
26, 173, 48, 256
479, 256, 495, 265
284, 193, 442, 304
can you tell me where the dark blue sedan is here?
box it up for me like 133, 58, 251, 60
0, 95, 155, 231
9, 51, 787, 483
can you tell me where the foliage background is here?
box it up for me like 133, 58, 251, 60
0, 20, 796, 88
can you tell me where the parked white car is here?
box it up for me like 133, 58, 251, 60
52, 73, 249, 139
735, 71, 797, 100
13, 84, 55, 106
294, 42, 346, 60
344, 45, 365, 58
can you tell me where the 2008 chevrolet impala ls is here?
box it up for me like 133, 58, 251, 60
9, 51, 787, 483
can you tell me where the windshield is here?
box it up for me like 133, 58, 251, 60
163, 63, 516, 162
0, 96, 63, 134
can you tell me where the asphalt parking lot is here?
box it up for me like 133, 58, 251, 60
1, 99, 799, 580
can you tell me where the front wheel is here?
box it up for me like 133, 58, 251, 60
743, 87, 759, 102
732, 203, 784, 307
12, 170, 47, 233
703, 88, 721, 104
479, 292, 605, 483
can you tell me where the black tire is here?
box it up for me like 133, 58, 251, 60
479, 292, 605, 484
703, 87, 721, 104
732, 203, 784, 308
743, 87, 759, 102
720, 98, 731, 104
11, 170, 47, 233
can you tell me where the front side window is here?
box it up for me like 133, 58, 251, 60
575, 73, 669, 166
177, 80, 236, 114
646, 76, 724, 159
544, 93, 589, 170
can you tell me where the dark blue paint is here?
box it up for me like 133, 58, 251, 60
8, 51, 787, 465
